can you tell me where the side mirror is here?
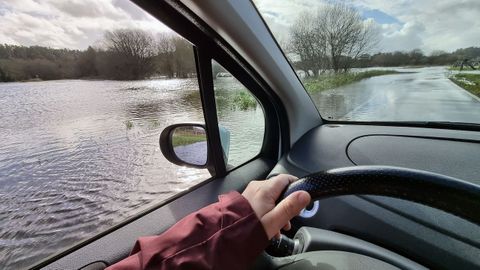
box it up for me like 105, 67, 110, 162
160, 124, 208, 168
159, 123, 231, 169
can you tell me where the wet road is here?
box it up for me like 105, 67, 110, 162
312, 67, 480, 123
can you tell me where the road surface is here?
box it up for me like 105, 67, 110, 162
311, 67, 480, 124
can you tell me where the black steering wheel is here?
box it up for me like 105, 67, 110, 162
282, 166, 480, 225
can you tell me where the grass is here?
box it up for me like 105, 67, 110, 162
172, 134, 206, 147
125, 120, 134, 130
449, 73, 480, 98
232, 91, 257, 110
149, 119, 160, 129
304, 70, 402, 94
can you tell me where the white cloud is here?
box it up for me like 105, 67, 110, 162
377, 22, 425, 52
0, 0, 172, 50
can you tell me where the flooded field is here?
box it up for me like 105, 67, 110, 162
0, 78, 264, 269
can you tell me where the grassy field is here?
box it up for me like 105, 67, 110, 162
172, 134, 206, 147
304, 70, 402, 94
449, 73, 480, 98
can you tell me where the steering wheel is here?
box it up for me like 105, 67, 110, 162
282, 166, 480, 225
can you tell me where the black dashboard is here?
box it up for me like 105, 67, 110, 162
269, 124, 480, 270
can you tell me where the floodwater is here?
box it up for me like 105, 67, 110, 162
312, 66, 480, 123
0, 78, 264, 269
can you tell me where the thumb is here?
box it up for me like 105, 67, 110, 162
261, 191, 311, 239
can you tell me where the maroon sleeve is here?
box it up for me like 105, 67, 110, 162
106, 191, 269, 270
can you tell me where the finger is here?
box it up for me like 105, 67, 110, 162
282, 221, 291, 231
264, 174, 298, 200
262, 191, 311, 239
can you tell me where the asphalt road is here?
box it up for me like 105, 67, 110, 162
313, 67, 480, 123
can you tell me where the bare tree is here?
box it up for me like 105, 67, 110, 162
156, 32, 176, 78
289, 3, 378, 74
316, 3, 379, 72
155, 33, 195, 78
288, 13, 328, 76
172, 37, 195, 78
103, 29, 156, 79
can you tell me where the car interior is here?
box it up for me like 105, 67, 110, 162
32, 1, 480, 270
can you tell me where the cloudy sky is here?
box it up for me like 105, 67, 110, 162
0, 0, 170, 50
0, 0, 479, 54
255, 0, 480, 54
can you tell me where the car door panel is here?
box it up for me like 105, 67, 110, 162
36, 158, 275, 270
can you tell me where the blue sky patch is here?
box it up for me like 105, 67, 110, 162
362, 9, 401, 24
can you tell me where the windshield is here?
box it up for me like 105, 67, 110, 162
254, 0, 480, 125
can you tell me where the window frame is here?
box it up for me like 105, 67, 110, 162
142, 0, 291, 176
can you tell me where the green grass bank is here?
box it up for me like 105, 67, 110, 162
449, 73, 480, 98
304, 70, 402, 94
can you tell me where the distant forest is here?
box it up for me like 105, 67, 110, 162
0, 28, 479, 82
0, 29, 196, 82
355, 47, 480, 68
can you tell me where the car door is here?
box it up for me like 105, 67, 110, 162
30, 1, 287, 269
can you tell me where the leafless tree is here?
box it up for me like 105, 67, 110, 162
155, 33, 195, 78
289, 3, 378, 74
288, 13, 328, 76
172, 37, 195, 78
317, 2, 379, 72
103, 29, 157, 79
156, 32, 176, 78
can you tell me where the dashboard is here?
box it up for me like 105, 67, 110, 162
269, 124, 480, 270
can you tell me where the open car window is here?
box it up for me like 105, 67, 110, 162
253, 0, 480, 125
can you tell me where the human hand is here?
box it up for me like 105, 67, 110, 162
241, 174, 311, 239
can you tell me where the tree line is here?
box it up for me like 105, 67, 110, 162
0, 29, 195, 82
1, 23, 479, 82
356, 47, 480, 68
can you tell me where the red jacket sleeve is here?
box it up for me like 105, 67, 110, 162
106, 191, 269, 270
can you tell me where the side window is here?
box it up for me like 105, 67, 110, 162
212, 61, 266, 167
0, 2, 209, 269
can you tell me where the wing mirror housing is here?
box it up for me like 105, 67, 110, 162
159, 123, 230, 169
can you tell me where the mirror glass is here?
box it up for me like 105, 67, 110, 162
172, 126, 208, 166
